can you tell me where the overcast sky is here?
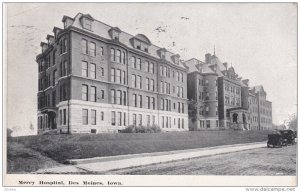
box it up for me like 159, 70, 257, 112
6, 3, 297, 136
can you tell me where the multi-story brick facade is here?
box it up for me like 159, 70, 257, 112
37, 13, 272, 134
185, 53, 272, 130
37, 13, 188, 134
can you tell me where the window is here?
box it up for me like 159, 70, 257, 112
216, 106, 218, 115
152, 97, 155, 110
81, 39, 88, 54
206, 120, 210, 128
160, 81, 164, 93
111, 111, 116, 126
133, 114, 137, 125
52, 50, 56, 65
132, 74, 136, 88
116, 50, 121, 63
146, 78, 149, 90
82, 85, 88, 101
118, 112, 122, 126
90, 42, 96, 56
138, 114, 142, 125
122, 71, 126, 84
146, 96, 150, 109
52, 70, 57, 86
122, 51, 126, 64
145, 61, 149, 72
59, 110, 62, 125
137, 58, 141, 70
116, 69, 121, 83
131, 56, 136, 68
150, 63, 154, 73
84, 19, 92, 30
123, 91, 127, 106
178, 102, 181, 113
82, 61, 88, 77
100, 67, 104, 77
178, 118, 180, 128
100, 47, 104, 56
63, 109, 67, 125
161, 99, 164, 110
150, 79, 154, 91
138, 95, 142, 108
101, 112, 104, 121
82, 109, 88, 125
147, 115, 150, 126
52, 91, 56, 106
133, 94, 137, 107
181, 103, 184, 113
63, 39, 67, 53
101, 90, 104, 99
111, 68, 115, 82
90, 86, 96, 102
181, 87, 184, 98
137, 75, 142, 89
123, 112, 126, 126
90, 63, 96, 79
110, 48, 115, 61
91, 110, 96, 125
111, 89, 116, 104
117, 90, 122, 105
152, 115, 155, 125
182, 118, 184, 129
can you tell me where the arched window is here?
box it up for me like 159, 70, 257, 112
131, 56, 136, 68
116, 49, 121, 63
110, 48, 115, 61
122, 51, 126, 64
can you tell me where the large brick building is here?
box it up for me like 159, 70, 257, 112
37, 13, 188, 134
37, 13, 272, 134
185, 52, 272, 130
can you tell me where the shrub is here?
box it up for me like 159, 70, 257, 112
119, 124, 161, 133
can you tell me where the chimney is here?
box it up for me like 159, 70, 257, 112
40, 42, 48, 52
242, 79, 249, 87
223, 62, 228, 70
46, 35, 55, 45
205, 53, 211, 63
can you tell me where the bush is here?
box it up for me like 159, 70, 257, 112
119, 124, 161, 133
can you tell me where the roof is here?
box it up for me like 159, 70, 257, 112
70, 13, 186, 69
252, 85, 265, 93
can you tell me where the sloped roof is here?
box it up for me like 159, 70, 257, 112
71, 13, 186, 69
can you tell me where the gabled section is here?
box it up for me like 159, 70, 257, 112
62, 15, 74, 29
46, 35, 55, 45
171, 54, 180, 65
40, 42, 48, 52
108, 27, 121, 41
130, 34, 151, 52
157, 48, 167, 59
79, 14, 94, 31
52, 27, 62, 40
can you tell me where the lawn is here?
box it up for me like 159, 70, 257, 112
7, 130, 272, 173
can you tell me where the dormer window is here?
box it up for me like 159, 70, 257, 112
85, 19, 92, 30
79, 14, 94, 31
130, 34, 151, 53
171, 54, 180, 64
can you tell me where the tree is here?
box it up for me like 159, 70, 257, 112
287, 113, 297, 130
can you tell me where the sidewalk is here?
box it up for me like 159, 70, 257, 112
36, 142, 266, 174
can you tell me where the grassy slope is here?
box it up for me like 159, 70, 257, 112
10, 130, 271, 165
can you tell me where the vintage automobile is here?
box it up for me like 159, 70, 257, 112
267, 130, 296, 148
267, 133, 284, 148
279, 130, 296, 145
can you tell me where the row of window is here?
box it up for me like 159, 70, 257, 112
111, 89, 127, 106
225, 84, 240, 95
199, 120, 219, 128
198, 92, 218, 101
260, 100, 272, 108
160, 65, 184, 82
198, 106, 218, 116
111, 68, 126, 84
82, 39, 104, 57
161, 116, 185, 129
82, 61, 105, 79
82, 85, 105, 102
260, 108, 272, 116
131, 57, 155, 73
82, 109, 105, 125
225, 96, 241, 106
111, 48, 126, 64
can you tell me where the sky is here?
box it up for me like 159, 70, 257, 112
5, 3, 297, 136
